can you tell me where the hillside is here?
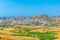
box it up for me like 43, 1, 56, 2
0, 25, 60, 40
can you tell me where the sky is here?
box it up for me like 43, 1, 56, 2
0, 0, 60, 16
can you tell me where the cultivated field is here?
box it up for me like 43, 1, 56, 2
0, 25, 60, 40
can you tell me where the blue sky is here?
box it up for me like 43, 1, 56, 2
0, 0, 60, 16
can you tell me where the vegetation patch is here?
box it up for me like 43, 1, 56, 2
12, 31, 57, 40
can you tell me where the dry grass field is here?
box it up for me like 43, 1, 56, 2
0, 25, 60, 40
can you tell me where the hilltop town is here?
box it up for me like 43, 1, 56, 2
0, 14, 60, 27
